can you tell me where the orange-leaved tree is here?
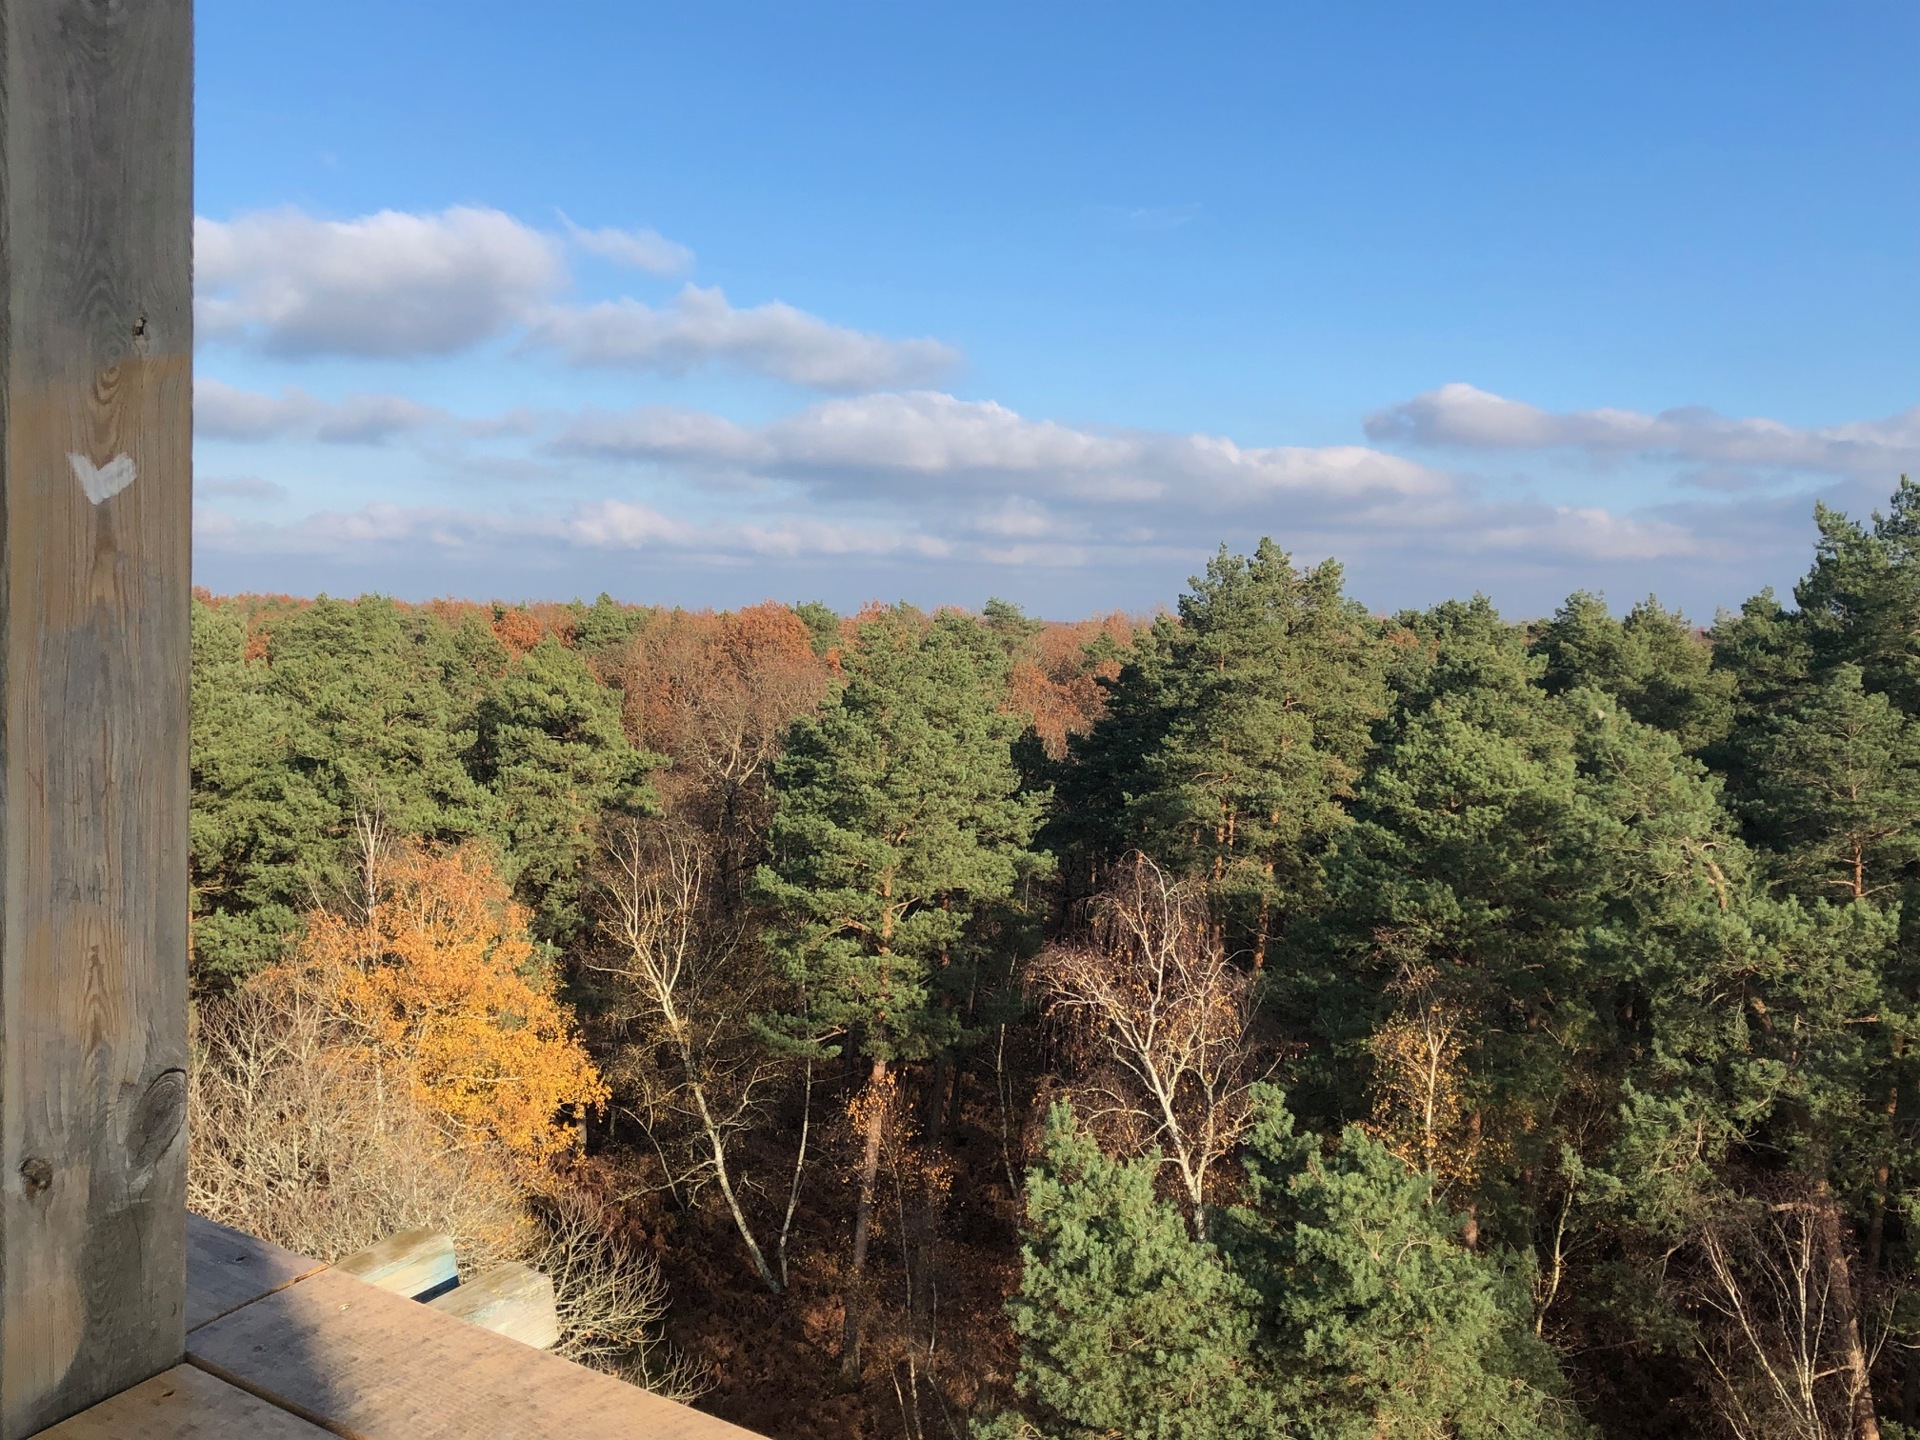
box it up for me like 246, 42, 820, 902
266, 840, 607, 1166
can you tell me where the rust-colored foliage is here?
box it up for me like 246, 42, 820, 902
1008, 612, 1143, 759
617, 605, 835, 861
491, 605, 548, 656
261, 842, 608, 1166
623, 604, 830, 757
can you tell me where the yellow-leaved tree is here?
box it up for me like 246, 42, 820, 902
265, 840, 607, 1167
195, 836, 696, 1395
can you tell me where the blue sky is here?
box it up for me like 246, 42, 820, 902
193, 1, 1920, 619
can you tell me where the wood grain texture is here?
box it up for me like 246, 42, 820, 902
0, 1, 194, 1433
186, 1215, 325, 1332
333, 1229, 456, 1300
189, 1268, 767, 1440
34, 1364, 331, 1440
427, 1262, 559, 1350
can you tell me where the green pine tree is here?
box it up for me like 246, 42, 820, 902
989, 1093, 1584, 1439
1536, 591, 1733, 752
468, 633, 661, 945
1796, 477, 1920, 714
189, 597, 331, 984
754, 604, 1046, 1376
1072, 541, 1386, 965
1747, 663, 1920, 901
986, 1106, 1276, 1440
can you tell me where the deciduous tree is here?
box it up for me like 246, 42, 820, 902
265, 840, 608, 1166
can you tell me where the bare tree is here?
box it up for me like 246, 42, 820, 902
1366, 958, 1478, 1189
1028, 852, 1265, 1238
526, 1185, 707, 1400
588, 818, 800, 1292
189, 980, 526, 1266
1688, 1187, 1889, 1440
191, 977, 699, 1399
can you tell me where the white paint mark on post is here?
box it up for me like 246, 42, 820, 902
68, 452, 138, 504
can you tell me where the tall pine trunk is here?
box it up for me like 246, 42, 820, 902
910, 1061, 953, 1336
1813, 1183, 1881, 1440
841, 1055, 889, 1380
1868, 1048, 1901, 1267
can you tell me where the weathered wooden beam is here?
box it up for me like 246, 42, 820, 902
186, 1215, 326, 1333
334, 1229, 459, 1300
0, 1, 193, 1434
34, 1365, 332, 1440
427, 1263, 560, 1350
189, 1268, 769, 1440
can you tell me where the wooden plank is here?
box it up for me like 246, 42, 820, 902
188, 1268, 765, 1440
187, 1214, 326, 1332
333, 1229, 456, 1300
0, 1, 193, 1434
427, 1263, 560, 1350
35, 1364, 331, 1440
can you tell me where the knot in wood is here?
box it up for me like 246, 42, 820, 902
127, 1067, 188, 1183
19, 1157, 53, 1196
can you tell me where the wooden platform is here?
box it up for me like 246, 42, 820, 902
37, 1217, 763, 1440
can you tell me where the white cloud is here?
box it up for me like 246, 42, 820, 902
197, 207, 565, 358
313, 393, 448, 444
527, 287, 961, 391
195, 379, 311, 439
1367, 382, 1920, 476
973, 497, 1062, 539
196, 497, 948, 564
559, 215, 695, 276
557, 390, 1443, 504
733, 519, 951, 559
195, 475, 286, 501
559, 500, 698, 549
1474, 505, 1702, 562
195, 378, 444, 444
195, 377, 1878, 618
196, 205, 956, 388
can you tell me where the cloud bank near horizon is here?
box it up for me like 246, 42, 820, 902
1368, 382, 1920, 484
195, 377, 1813, 601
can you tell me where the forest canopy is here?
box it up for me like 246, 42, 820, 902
188, 479, 1920, 1440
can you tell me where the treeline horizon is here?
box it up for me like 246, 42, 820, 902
189, 478, 1920, 1440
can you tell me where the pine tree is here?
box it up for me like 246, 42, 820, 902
1074, 540, 1386, 965
190, 597, 334, 983
266, 595, 496, 848
1747, 663, 1920, 901
1796, 477, 1920, 714
1227, 1092, 1586, 1439
1312, 594, 1757, 1287
468, 634, 660, 945
986, 1107, 1275, 1440
192, 595, 498, 982
1536, 591, 1733, 752
1708, 586, 1816, 796
989, 1094, 1584, 1439
565, 591, 648, 666
754, 604, 1045, 1375
1308, 598, 1587, 1197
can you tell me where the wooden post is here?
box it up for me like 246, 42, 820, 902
0, 2, 193, 1434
